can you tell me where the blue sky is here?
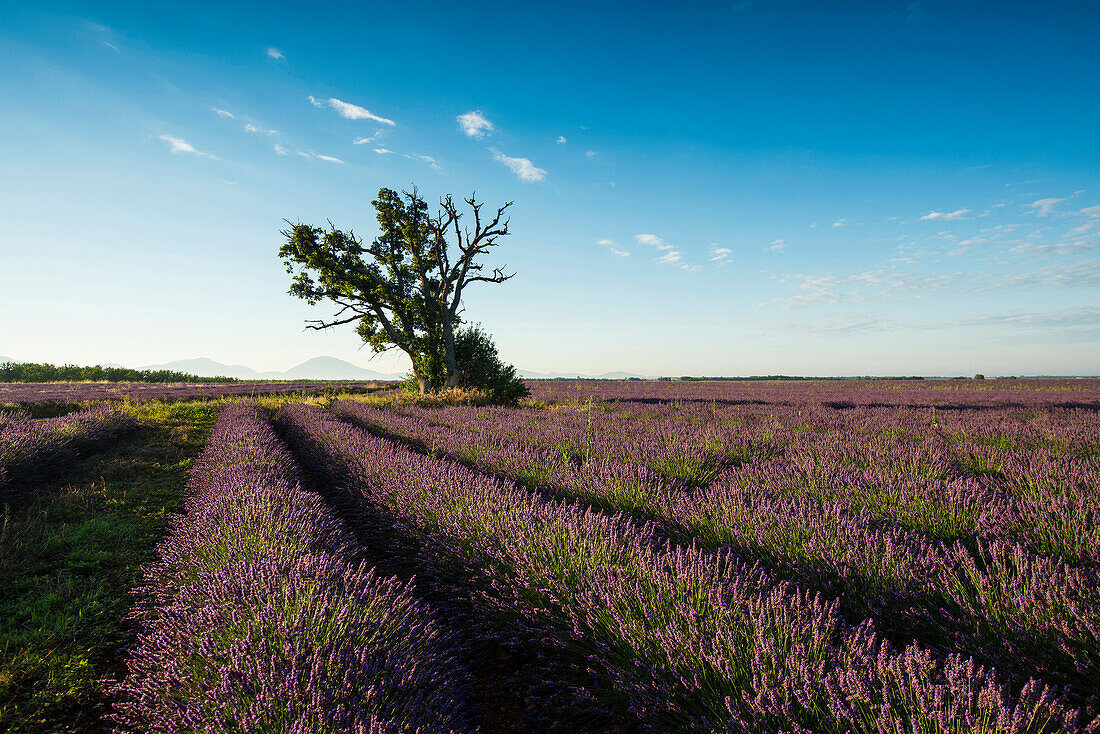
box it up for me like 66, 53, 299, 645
1, 0, 1098, 376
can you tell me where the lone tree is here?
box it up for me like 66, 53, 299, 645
279, 187, 515, 393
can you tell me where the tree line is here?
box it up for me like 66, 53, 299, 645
0, 362, 234, 384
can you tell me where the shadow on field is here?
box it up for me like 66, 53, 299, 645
324, 409, 1098, 711
271, 411, 649, 734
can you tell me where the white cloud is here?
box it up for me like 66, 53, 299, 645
266, 47, 284, 59
307, 95, 323, 108
634, 233, 667, 248
273, 144, 288, 155
159, 134, 215, 159
328, 98, 396, 126
295, 150, 344, 163
1009, 240, 1098, 257
353, 131, 385, 145
1030, 197, 1067, 217
211, 108, 234, 118
373, 148, 393, 154
244, 123, 279, 135
597, 239, 630, 257
457, 110, 494, 139
585, 150, 597, 158
404, 153, 443, 172
767, 238, 786, 252
556, 136, 567, 144
832, 219, 848, 228
920, 209, 972, 221
493, 151, 546, 182
655, 250, 682, 265
710, 245, 732, 265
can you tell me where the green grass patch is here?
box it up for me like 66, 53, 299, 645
0, 400, 221, 733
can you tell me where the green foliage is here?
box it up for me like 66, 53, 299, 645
974, 373, 985, 380
280, 190, 446, 388
452, 325, 530, 406
400, 325, 529, 405
280, 186, 515, 394
0, 362, 232, 383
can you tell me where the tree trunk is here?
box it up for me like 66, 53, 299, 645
442, 315, 461, 388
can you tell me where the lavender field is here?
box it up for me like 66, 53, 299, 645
5, 379, 1100, 732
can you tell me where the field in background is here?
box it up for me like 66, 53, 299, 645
2, 378, 1098, 732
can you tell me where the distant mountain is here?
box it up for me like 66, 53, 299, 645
518, 368, 650, 380
140, 356, 402, 381
262, 356, 401, 381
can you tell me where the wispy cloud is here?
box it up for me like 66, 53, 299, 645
404, 153, 443, 172
556, 135, 567, 144
1030, 197, 1067, 217
957, 306, 1100, 329
831, 219, 848, 228
266, 47, 284, 59
921, 209, 972, 221
273, 144, 288, 156
635, 233, 697, 271
767, 238, 786, 252
327, 98, 396, 126
597, 239, 630, 257
710, 245, 732, 265
353, 131, 385, 145
905, 1, 923, 22
243, 123, 279, 135
457, 110, 494, 139
373, 148, 393, 154
766, 258, 1100, 309
158, 134, 215, 159
296, 150, 344, 163
634, 233, 672, 249
585, 150, 597, 159
211, 108, 234, 118
1009, 240, 1099, 257
493, 151, 546, 182
307, 95, 323, 108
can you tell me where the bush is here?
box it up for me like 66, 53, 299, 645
454, 325, 529, 406
401, 326, 529, 406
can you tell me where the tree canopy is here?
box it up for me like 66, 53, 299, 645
279, 187, 517, 393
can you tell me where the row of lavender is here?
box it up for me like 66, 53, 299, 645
530, 378, 1100, 409
0, 406, 136, 499
377, 398, 1100, 562
0, 380, 392, 405
277, 402, 1095, 733
330, 399, 1100, 712
111, 402, 469, 733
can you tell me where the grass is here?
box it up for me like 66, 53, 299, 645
0, 400, 221, 733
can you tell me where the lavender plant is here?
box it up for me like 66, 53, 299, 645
110, 402, 469, 734
277, 402, 1091, 733
0, 405, 136, 499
